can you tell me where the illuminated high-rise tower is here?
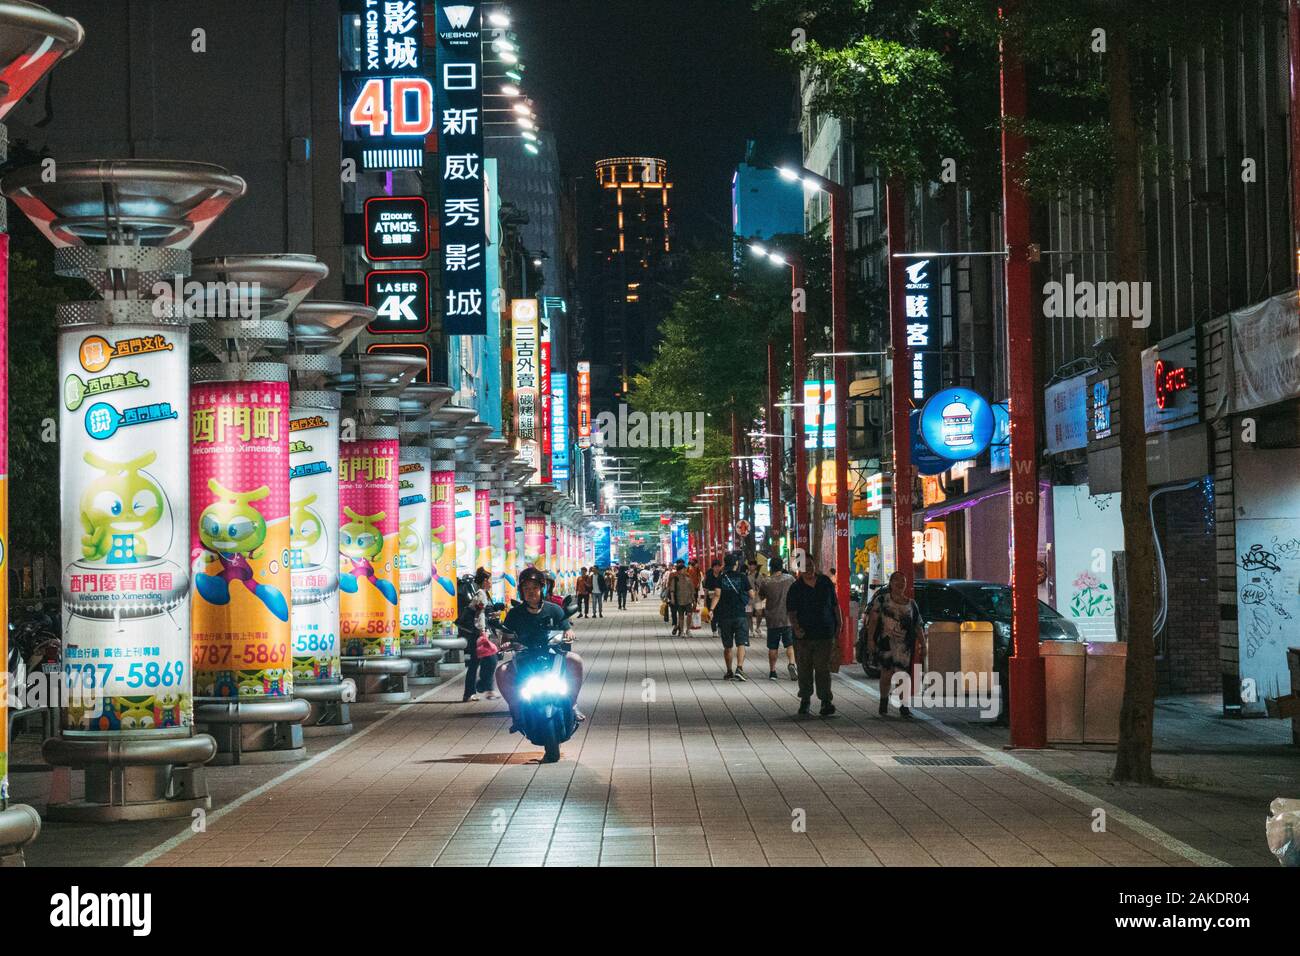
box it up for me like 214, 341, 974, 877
587, 157, 674, 395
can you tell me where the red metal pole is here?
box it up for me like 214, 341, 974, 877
791, 260, 808, 560
886, 178, 913, 593
766, 338, 781, 548
1001, 1, 1046, 748
828, 186, 853, 666
1290, 0, 1300, 290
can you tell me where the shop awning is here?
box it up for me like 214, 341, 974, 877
916, 477, 1051, 522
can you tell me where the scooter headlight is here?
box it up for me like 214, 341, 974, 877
520, 674, 568, 701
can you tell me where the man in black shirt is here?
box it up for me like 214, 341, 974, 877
709, 552, 752, 681
702, 559, 723, 634
615, 564, 630, 609
785, 558, 841, 717
496, 567, 585, 730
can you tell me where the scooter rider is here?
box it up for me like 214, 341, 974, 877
495, 566, 586, 731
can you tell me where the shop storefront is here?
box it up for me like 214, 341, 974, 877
1204, 291, 1299, 720
1084, 327, 1219, 693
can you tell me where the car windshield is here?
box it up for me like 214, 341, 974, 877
950, 583, 1062, 624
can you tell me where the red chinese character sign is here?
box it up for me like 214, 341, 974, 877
60, 314, 191, 731
339, 438, 400, 655
190, 382, 292, 698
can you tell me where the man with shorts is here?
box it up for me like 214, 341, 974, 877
759, 556, 797, 681
709, 552, 752, 681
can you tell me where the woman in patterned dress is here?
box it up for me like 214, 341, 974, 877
863, 571, 926, 718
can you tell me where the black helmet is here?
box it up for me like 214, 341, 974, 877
518, 566, 546, 590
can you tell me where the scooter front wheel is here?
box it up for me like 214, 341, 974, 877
539, 720, 561, 763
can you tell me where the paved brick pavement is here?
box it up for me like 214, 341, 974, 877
9, 600, 1293, 866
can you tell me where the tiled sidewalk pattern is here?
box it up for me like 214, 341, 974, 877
141, 600, 1207, 867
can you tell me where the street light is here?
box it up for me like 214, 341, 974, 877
773, 165, 852, 667
746, 239, 804, 554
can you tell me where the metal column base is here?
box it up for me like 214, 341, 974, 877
0, 804, 41, 866
41, 734, 217, 822
430, 637, 467, 667
341, 656, 413, 703
194, 698, 312, 766
402, 646, 446, 685
295, 679, 356, 737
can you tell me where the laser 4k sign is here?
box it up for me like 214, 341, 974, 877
366, 269, 429, 334
364, 196, 428, 261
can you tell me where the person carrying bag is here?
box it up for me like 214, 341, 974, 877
863, 571, 926, 718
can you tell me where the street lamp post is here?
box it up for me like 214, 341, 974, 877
1000, 0, 1046, 748
749, 243, 807, 557
885, 180, 912, 595
778, 167, 852, 665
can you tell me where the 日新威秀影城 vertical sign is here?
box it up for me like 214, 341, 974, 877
435, 0, 487, 335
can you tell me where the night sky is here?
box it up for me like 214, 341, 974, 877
514, 0, 795, 246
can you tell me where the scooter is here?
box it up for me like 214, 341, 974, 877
499, 597, 579, 763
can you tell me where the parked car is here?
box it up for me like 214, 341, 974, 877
858, 578, 1080, 680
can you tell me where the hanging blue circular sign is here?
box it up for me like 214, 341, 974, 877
918, 387, 996, 462
909, 410, 951, 476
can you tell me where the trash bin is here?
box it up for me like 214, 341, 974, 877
960, 621, 996, 685
1043, 641, 1085, 743
925, 622, 961, 678
1084, 641, 1128, 744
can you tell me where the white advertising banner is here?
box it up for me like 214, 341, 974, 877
512, 299, 541, 481
1051, 484, 1124, 642
1230, 290, 1300, 414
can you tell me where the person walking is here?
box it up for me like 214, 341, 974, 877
863, 570, 925, 718
785, 558, 841, 717
589, 564, 607, 618
746, 558, 765, 644
759, 556, 798, 681
702, 558, 722, 635
460, 567, 499, 701
575, 566, 591, 617
668, 559, 695, 636
708, 552, 752, 681
616, 564, 630, 609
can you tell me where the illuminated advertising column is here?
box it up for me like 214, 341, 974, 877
339, 434, 400, 656
489, 488, 505, 602
430, 458, 457, 638
398, 445, 433, 648
190, 377, 292, 699
454, 473, 476, 577
525, 514, 545, 571
546, 513, 556, 576
503, 497, 518, 603
288, 399, 341, 683
474, 484, 491, 577
0, 235, 7, 809
62, 313, 192, 731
